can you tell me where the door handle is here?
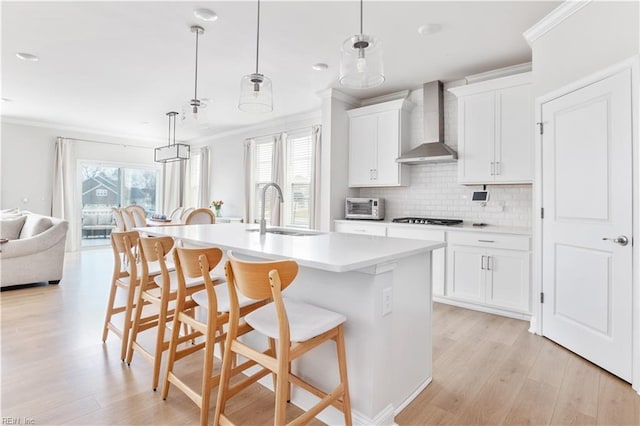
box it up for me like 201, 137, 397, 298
480, 255, 485, 270
487, 256, 492, 271
496, 161, 501, 175
602, 235, 629, 246
490, 162, 495, 176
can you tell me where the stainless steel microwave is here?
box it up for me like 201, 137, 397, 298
345, 198, 385, 220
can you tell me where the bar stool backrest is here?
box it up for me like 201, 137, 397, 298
110, 230, 140, 277
138, 236, 174, 290
226, 250, 298, 301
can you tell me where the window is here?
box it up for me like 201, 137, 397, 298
250, 127, 317, 229
80, 162, 160, 247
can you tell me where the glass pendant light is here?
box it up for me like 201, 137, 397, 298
182, 25, 208, 123
155, 112, 190, 163
339, 0, 385, 89
238, 0, 273, 113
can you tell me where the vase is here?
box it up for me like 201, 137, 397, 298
214, 207, 221, 217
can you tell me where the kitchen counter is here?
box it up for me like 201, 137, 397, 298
335, 219, 531, 236
144, 222, 444, 272
142, 223, 443, 425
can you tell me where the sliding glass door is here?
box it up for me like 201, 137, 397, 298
80, 162, 161, 248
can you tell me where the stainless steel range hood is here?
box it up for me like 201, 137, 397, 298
396, 81, 457, 164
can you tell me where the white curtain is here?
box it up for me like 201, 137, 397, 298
242, 139, 253, 223
163, 161, 182, 214
197, 146, 210, 208
51, 137, 76, 250
309, 125, 322, 229
270, 133, 285, 226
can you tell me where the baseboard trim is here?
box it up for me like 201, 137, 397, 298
433, 297, 531, 321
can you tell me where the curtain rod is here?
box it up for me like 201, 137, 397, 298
245, 124, 320, 142
59, 136, 153, 150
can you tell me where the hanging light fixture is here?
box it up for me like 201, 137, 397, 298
182, 25, 207, 123
155, 112, 190, 163
339, 0, 385, 89
238, 0, 273, 113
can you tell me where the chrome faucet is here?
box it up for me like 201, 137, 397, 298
260, 182, 284, 235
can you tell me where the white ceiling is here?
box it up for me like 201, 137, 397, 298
1, 1, 559, 144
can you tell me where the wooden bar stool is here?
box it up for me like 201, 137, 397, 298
161, 246, 267, 426
101, 230, 141, 361
214, 251, 352, 426
126, 235, 206, 391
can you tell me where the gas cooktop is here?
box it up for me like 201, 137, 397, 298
392, 217, 463, 226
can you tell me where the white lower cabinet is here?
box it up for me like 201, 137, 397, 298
447, 231, 531, 315
334, 221, 532, 318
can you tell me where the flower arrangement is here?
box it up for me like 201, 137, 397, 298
210, 200, 223, 216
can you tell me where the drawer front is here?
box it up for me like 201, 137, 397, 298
387, 226, 445, 242
334, 222, 387, 236
447, 231, 530, 251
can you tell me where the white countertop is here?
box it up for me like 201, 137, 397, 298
142, 223, 445, 273
334, 219, 531, 236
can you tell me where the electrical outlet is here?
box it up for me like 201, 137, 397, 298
382, 287, 393, 316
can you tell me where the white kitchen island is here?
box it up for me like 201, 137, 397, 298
142, 223, 445, 425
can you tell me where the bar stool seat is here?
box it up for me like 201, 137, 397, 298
246, 298, 347, 342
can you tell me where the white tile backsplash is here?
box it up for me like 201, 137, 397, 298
360, 83, 532, 228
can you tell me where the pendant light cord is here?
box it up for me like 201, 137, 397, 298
194, 29, 200, 100
255, 0, 261, 74
360, 0, 363, 35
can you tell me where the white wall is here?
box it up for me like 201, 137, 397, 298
200, 112, 322, 220
532, 0, 639, 98
361, 83, 533, 228
0, 121, 157, 216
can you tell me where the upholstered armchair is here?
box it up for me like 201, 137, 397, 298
0, 213, 69, 287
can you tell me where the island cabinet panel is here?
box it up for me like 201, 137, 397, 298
386, 226, 446, 297
347, 98, 412, 187
450, 72, 533, 184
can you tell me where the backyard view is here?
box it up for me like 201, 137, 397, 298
81, 163, 159, 247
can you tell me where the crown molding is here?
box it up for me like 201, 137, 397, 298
523, 0, 592, 46
360, 90, 410, 107
1, 116, 164, 145
190, 108, 322, 145
465, 62, 532, 84
317, 88, 361, 106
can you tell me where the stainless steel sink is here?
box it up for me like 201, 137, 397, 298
246, 227, 324, 236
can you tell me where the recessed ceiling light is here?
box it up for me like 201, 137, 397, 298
141, 121, 151, 125
201, 97, 212, 104
16, 52, 39, 62
417, 24, 442, 36
194, 8, 218, 22
312, 63, 329, 71
2, 98, 13, 102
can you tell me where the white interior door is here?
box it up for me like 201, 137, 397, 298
541, 69, 633, 382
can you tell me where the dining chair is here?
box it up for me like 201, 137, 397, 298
162, 246, 267, 426
111, 207, 125, 232
180, 207, 195, 221
120, 208, 136, 231
169, 207, 184, 222
184, 208, 216, 225
214, 251, 352, 426
126, 235, 205, 391
125, 205, 147, 228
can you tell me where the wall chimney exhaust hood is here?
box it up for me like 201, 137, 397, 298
396, 81, 457, 164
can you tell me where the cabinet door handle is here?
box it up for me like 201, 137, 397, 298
373, 169, 377, 180
496, 161, 501, 175
490, 162, 495, 176
481, 255, 485, 270
487, 256, 492, 271
478, 239, 495, 243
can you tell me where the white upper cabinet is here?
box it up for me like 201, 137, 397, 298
348, 99, 412, 187
450, 72, 533, 184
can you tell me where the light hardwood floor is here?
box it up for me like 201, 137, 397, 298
1, 248, 639, 425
